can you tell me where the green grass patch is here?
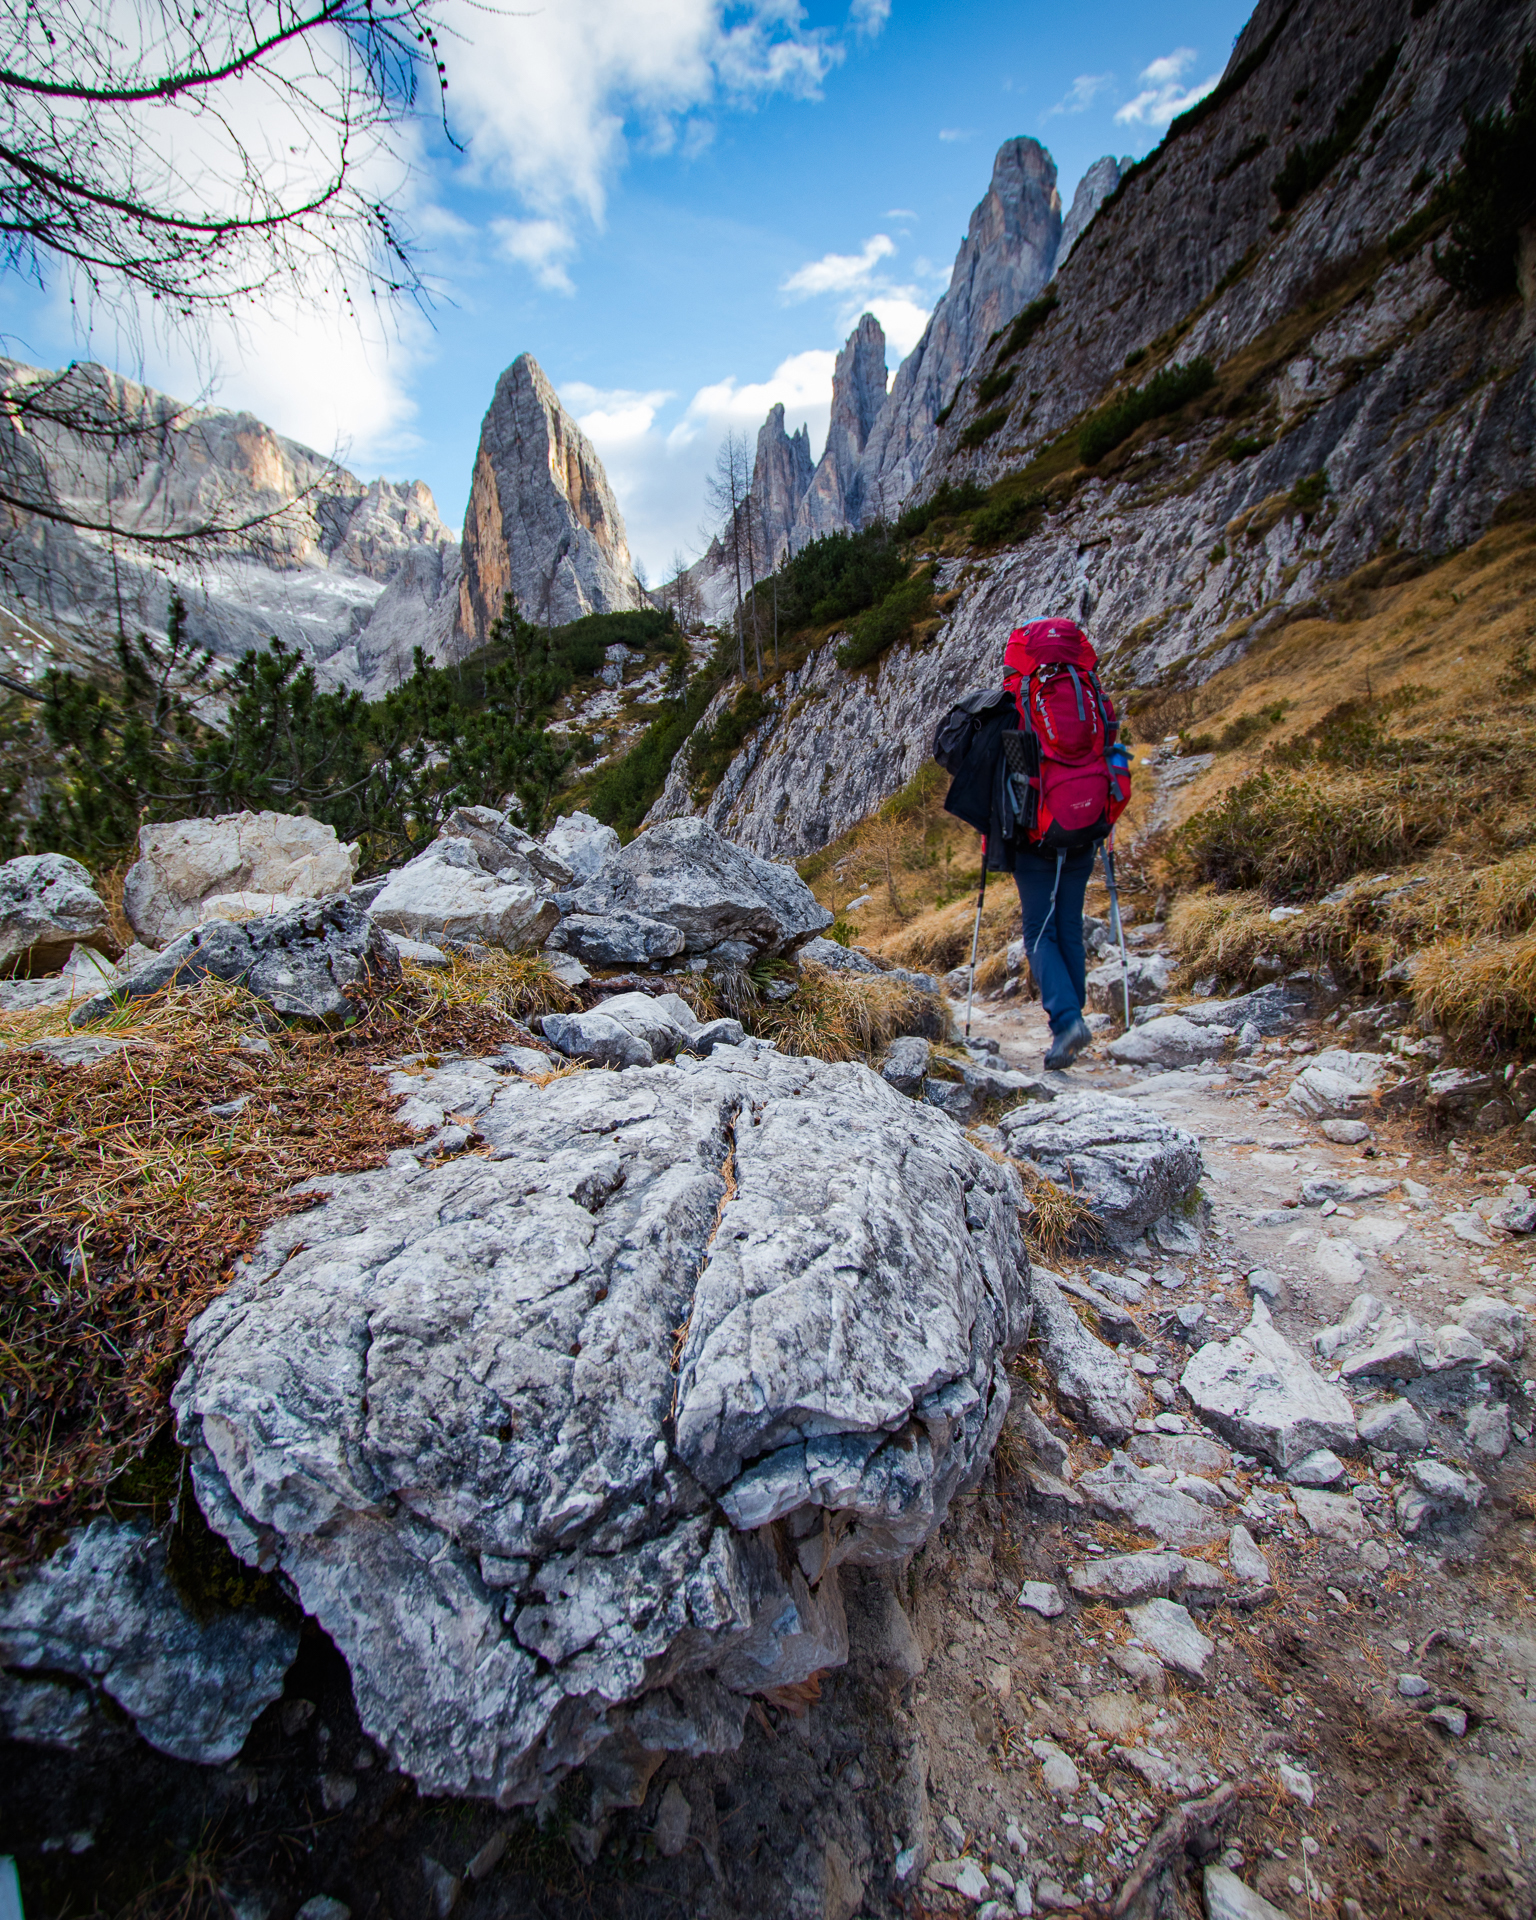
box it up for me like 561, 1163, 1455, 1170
893, 479, 987, 541
970, 487, 1046, 549
835, 568, 936, 672
1079, 357, 1216, 465
959, 406, 1011, 451
996, 290, 1059, 362
975, 365, 1016, 408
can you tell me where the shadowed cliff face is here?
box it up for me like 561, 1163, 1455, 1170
753, 404, 815, 570
455, 355, 642, 647
649, 0, 1536, 862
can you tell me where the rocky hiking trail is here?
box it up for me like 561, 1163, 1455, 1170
1, 812, 1534, 1920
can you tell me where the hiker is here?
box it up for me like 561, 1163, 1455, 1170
933, 616, 1129, 1062
1002, 616, 1130, 1071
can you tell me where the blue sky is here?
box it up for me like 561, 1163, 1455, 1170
1, 0, 1254, 577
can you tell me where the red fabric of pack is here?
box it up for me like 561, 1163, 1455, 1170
1003, 618, 1124, 849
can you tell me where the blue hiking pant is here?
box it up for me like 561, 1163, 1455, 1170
1013, 844, 1097, 1036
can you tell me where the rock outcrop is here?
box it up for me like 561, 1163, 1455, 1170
852, 138, 1062, 519
123, 811, 358, 947
0, 1519, 297, 1762
0, 357, 457, 694
173, 1045, 1033, 1805
548, 817, 832, 968
997, 1090, 1204, 1246
794, 315, 890, 542
369, 806, 569, 954
72, 896, 401, 1026
455, 355, 643, 648
0, 853, 114, 976
652, 0, 1536, 863
752, 404, 815, 569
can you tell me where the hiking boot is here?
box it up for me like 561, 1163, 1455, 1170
1043, 1015, 1094, 1071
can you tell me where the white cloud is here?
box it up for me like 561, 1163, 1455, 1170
938, 127, 975, 142
439, 0, 844, 291
1114, 47, 1221, 127
884, 207, 919, 220
862, 293, 929, 356
849, 0, 891, 34
781, 234, 896, 299
564, 383, 676, 445
492, 218, 578, 294
675, 348, 837, 445
1046, 72, 1114, 117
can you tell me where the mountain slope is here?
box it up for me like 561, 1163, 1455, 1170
0, 358, 456, 695
644, 0, 1536, 860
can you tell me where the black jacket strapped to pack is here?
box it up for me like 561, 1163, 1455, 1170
932, 685, 1025, 871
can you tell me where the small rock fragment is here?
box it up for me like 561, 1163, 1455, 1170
1396, 1673, 1429, 1698
1320, 1120, 1372, 1145
1292, 1487, 1367, 1544
1286, 1449, 1346, 1487
1032, 1740, 1081, 1796
1203, 1862, 1292, 1920
1465, 1400, 1510, 1459
1123, 1599, 1213, 1680
1227, 1525, 1270, 1586
1276, 1762, 1314, 1808
1427, 1704, 1468, 1736
654, 1782, 692, 1857
420, 1855, 460, 1920
1016, 1581, 1065, 1619
1357, 1398, 1428, 1454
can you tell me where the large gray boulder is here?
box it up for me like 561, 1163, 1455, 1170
122, 810, 357, 947
0, 853, 114, 976
1107, 1014, 1230, 1069
72, 896, 400, 1025
0, 1519, 297, 1761
1086, 951, 1170, 1014
368, 833, 560, 952
997, 1091, 1203, 1245
1180, 1299, 1357, 1469
173, 1048, 1032, 1806
542, 810, 620, 883
436, 806, 575, 888
545, 908, 686, 969
559, 819, 832, 962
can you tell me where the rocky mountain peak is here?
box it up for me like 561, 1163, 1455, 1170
850, 137, 1062, 520
794, 312, 889, 542
752, 403, 815, 569
1055, 154, 1132, 271
455, 353, 642, 649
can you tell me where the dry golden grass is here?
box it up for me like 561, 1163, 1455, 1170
1019, 1167, 1103, 1258
0, 960, 569, 1572
1146, 515, 1536, 1043
752, 962, 940, 1063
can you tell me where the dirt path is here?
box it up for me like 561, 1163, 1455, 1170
905, 975, 1536, 1919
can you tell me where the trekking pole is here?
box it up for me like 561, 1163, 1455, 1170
964, 840, 988, 1041
1102, 838, 1132, 1030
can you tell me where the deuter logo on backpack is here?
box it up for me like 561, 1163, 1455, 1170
1002, 618, 1130, 852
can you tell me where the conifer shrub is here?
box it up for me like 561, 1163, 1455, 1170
1433, 49, 1536, 304
835, 568, 936, 672
1078, 358, 1215, 465
892, 480, 985, 541
1271, 44, 1401, 211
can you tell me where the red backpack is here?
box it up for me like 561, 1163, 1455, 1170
1002, 620, 1131, 853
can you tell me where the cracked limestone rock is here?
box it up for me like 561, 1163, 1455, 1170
1031, 1269, 1142, 1439
556, 818, 832, 962
0, 1519, 297, 1761
370, 812, 562, 953
1180, 1297, 1357, 1469
1106, 1014, 1230, 1068
1123, 1599, 1213, 1680
0, 853, 115, 977
1074, 1457, 1226, 1548
541, 811, 621, 884
173, 1047, 1031, 1806
72, 896, 401, 1026
1285, 1049, 1396, 1119
997, 1090, 1203, 1245
123, 811, 357, 948
1086, 951, 1171, 1014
